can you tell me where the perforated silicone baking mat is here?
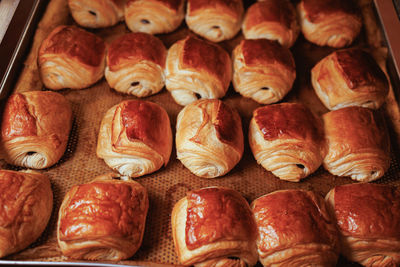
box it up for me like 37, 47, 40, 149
1, 0, 400, 266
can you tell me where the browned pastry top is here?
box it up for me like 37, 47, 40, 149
40, 25, 105, 66
188, 0, 243, 16
333, 183, 400, 239
185, 187, 256, 250
127, 0, 183, 10
302, 0, 360, 23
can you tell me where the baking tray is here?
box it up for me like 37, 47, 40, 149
0, 0, 399, 266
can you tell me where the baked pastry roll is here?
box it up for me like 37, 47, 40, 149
176, 99, 243, 178
185, 0, 244, 43
322, 107, 390, 182
125, 0, 185, 35
242, 0, 299, 48
97, 100, 172, 178
0, 169, 53, 258
312, 48, 389, 110
325, 183, 400, 266
232, 39, 296, 104
297, 0, 362, 48
105, 32, 167, 97
38, 25, 106, 90
57, 172, 148, 260
1, 91, 73, 169
68, 0, 125, 28
172, 187, 258, 266
251, 189, 339, 266
166, 36, 232, 106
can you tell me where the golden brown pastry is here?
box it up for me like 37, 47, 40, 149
325, 183, 400, 266
251, 189, 339, 266
185, 0, 244, 43
1, 91, 73, 169
105, 32, 167, 97
297, 0, 362, 48
172, 187, 258, 266
312, 48, 389, 110
0, 169, 53, 258
57, 172, 148, 260
165, 36, 232, 106
322, 107, 390, 182
97, 100, 172, 178
68, 0, 125, 28
249, 103, 325, 182
38, 25, 106, 90
242, 0, 299, 48
176, 99, 243, 178
125, 0, 185, 34
232, 39, 296, 104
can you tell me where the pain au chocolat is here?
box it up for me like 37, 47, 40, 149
171, 187, 258, 266
105, 32, 167, 97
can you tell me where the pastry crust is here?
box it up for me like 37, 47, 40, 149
232, 39, 296, 104
38, 25, 106, 90
176, 99, 244, 178
105, 32, 167, 97
312, 48, 389, 110
322, 107, 390, 182
249, 103, 325, 182
165, 36, 232, 106
97, 100, 172, 178
171, 187, 258, 266
325, 183, 400, 266
1, 91, 73, 169
57, 172, 148, 260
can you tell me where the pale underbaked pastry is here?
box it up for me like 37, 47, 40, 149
312, 48, 389, 110
232, 39, 296, 104
38, 25, 106, 90
125, 0, 185, 34
242, 0, 299, 48
171, 187, 258, 266
97, 100, 172, 178
176, 99, 244, 178
0, 169, 53, 258
68, 0, 125, 28
185, 0, 244, 43
297, 0, 362, 48
251, 189, 339, 266
249, 103, 325, 182
57, 172, 148, 260
105, 32, 167, 97
165, 36, 232, 106
0, 91, 73, 169
325, 183, 400, 266
322, 107, 390, 182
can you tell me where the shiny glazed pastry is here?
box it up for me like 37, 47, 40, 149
249, 103, 325, 182
171, 187, 258, 266
68, 0, 125, 28
176, 99, 243, 178
1, 91, 73, 169
252, 189, 339, 266
105, 32, 167, 97
242, 0, 299, 48
322, 107, 390, 182
0, 170, 53, 258
185, 0, 244, 42
312, 48, 389, 110
38, 25, 106, 90
165, 36, 232, 106
57, 173, 149, 260
125, 0, 185, 34
297, 0, 362, 48
97, 100, 172, 178
325, 183, 400, 266
232, 39, 296, 104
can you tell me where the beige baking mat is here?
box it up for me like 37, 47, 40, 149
1, 0, 400, 265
